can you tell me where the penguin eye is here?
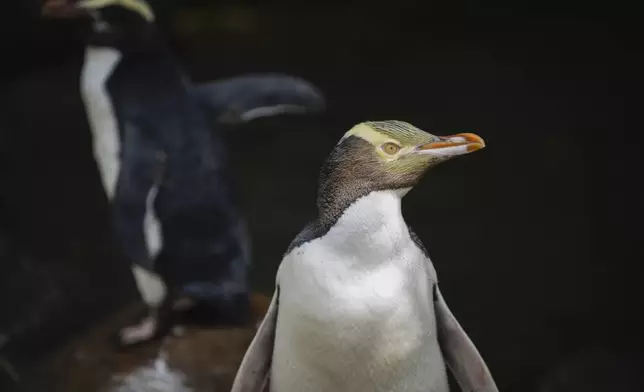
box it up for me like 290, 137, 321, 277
381, 142, 401, 155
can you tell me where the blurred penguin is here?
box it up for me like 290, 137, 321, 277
41, 0, 325, 346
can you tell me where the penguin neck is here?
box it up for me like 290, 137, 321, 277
316, 165, 412, 229
318, 189, 410, 235
320, 189, 411, 257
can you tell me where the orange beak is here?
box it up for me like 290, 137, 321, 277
416, 133, 486, 157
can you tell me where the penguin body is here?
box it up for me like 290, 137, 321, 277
42, 0, 326, 345
275, 189, 447, 392
80, 41, 171, 306
79, 4, 252, 315
231, 121, 498, 392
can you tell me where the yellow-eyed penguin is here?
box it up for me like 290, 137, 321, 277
231, 120, 499, 392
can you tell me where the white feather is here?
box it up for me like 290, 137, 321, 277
239, 104, 307, 122
273, 190, 448, 392
80, 46, 122, 199
143, 183, 162, 259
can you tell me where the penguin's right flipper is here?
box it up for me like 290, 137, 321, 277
190, 74, 325, 125
230, 288, 279, 392
434, 285, 499, 392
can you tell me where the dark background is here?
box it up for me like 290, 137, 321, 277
1, 0, 642, 391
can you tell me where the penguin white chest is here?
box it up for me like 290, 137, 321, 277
80, 46, 123, 199
273, 191, 447, 392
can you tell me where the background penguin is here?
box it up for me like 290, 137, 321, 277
41, 0, 325, 346
231, 121, 498, 392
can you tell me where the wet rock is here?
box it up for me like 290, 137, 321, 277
17, 293, 270, 392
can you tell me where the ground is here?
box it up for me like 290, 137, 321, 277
18, 293, 271, 392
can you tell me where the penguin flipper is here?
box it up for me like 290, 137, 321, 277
434, 285, 499, 392
230, 288, 279, 392
190, 74, 326, 124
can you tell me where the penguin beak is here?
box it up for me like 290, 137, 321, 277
415, 133, 485, 157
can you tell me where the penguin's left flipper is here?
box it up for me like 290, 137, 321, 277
190, 74, 326, 125
230, 288, 279, 392
434, 285, 500, 392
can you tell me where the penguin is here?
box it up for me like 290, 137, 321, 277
231, 121, 499, 392
41, 0, 325, 346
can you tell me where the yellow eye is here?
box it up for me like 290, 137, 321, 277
381, 142, 401, 155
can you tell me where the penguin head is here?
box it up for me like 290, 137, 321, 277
75, 0, 155, 22
42, 0, 155, 23
318, 121, 484, 210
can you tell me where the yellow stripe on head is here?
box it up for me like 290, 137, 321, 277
341, 121, 432, 146
77, 0, 155, 22
341, 123, 394, 146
